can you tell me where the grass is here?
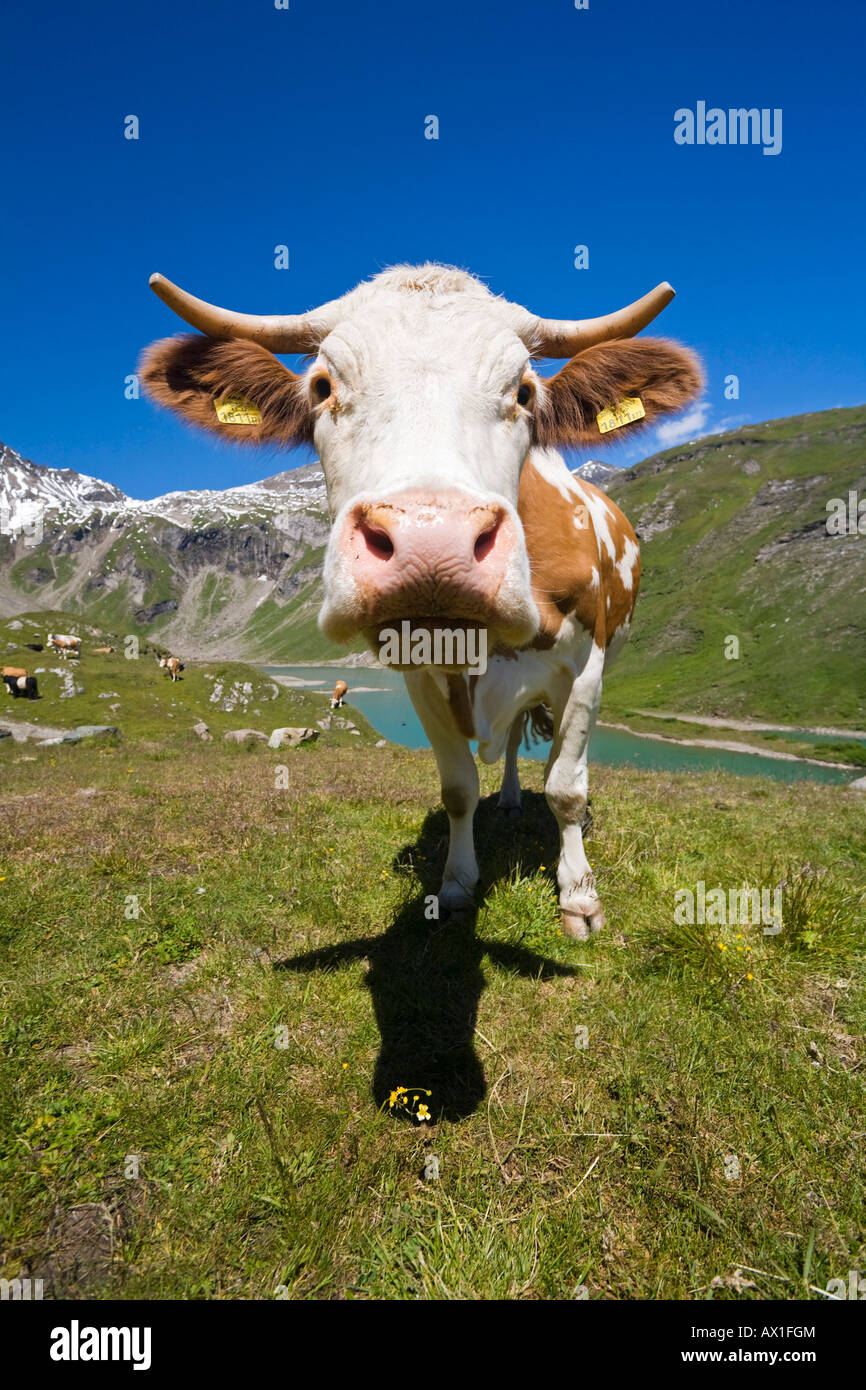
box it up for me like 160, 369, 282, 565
0, 737, 863, 1300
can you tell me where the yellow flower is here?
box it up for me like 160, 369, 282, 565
416, 1104, 431, 1122
746, 973, 753, 981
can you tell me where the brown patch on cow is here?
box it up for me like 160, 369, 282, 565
2, 666, 28, 679
446, 674, 476, 739
535, 337, 703, 449
517, 461, 640, 649
140, 334, 314, 447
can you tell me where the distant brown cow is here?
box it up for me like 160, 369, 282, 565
46, 633, 80, 659
330, 680, 348, 709
92, 646, 116, 654
158, 655, 184, 682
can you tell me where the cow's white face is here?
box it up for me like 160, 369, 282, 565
308, 293, 540, 649
141, 262, 703, 665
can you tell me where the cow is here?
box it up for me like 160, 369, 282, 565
46, 633, 80, 660
2, 666, 38, 699
330, 680, 348, 710
158, 655, 184, 682
141, 264, 701, 938
92, 646, 116, 654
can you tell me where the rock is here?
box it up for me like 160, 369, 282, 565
8, 620, 21, 630
850, 775, 866, 791
267, 726, 319, 749
316, 716, 332, 731
0, 727, 11, 740
224, 728, 267, 744
64, 725, 119, 743
76, 788, 101, 798
375, 739, 388, 748
193, 721, 213, 742
350, 730, 361, 736
37, 737, 65, 746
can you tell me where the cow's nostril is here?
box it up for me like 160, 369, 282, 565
474, 519, 501, 564
358, 519, 395, 561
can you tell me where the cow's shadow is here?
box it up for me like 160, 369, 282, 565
274, 790, 576, 1121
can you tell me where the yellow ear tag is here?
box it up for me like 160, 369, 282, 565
596, 396, 646, 434
214, 395, 262, 425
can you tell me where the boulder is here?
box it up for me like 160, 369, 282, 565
224, 728, 267, 744
63, 725, 119, 743
850, 775, 866, 791
193, 721, 213, 742
268, 726, 319, 750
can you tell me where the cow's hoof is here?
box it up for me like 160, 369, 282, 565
560, 898, 606, 940
437, 879, 476, 913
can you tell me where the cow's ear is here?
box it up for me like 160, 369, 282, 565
535, 338, 703, 448
139, 334, 312, 447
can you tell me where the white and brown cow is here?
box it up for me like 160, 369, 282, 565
141, 265, 701, 937
158, 655, 184, 682
2, 666, 38, 699
330, 679, 348, 709
46, 633, 80, 660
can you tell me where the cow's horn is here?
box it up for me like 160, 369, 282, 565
148, 273, 343, 353
514, 282, 676, 357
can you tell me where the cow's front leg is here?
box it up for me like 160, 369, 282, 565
403, 670, 479, 911
545, 650, 605, 940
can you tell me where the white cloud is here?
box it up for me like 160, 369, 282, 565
654, 401, 710, 447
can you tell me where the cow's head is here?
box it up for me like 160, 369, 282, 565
141, 265, 701, 656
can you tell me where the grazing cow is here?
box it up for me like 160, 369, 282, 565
158, 655, 184, 681
46, 633, 81, 660
141, 265, 701, 937
330, 679, 348, 709
2, 666, 38, 699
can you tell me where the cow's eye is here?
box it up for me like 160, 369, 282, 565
516, 383, 533, 408
312, 375, 332, 402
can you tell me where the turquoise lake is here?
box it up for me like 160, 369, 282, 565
262, 666, 861, 787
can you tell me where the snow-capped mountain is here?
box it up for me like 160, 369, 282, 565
0, 439, 335, 661
571, 459, 622, 491
0, 442, 128, 531
0, 440, 326, 532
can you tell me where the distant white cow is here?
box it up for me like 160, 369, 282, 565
46, 633, 80, 660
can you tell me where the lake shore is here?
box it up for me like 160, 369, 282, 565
596, 721, 854, 771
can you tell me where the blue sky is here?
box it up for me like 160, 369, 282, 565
1, 0, 863, 498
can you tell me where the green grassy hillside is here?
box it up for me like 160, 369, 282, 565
0, 611, 375, 746
603, 406, 866, 727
